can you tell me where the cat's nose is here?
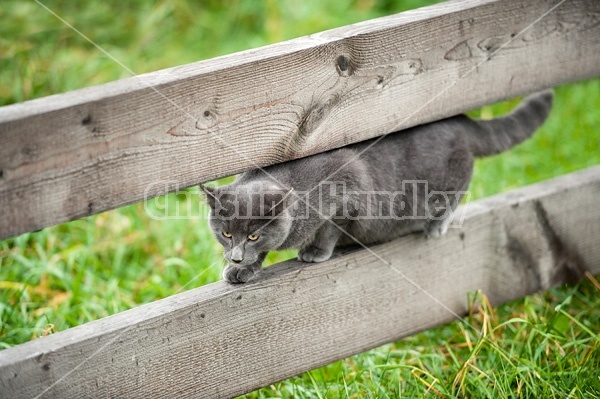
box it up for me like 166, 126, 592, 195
231, 247, 244, 263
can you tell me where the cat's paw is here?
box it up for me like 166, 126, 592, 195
298, 246, 333, 263
223, 264, 257, 284
424, 217, 452, 238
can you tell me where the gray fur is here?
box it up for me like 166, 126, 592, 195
204, 90, 553, 283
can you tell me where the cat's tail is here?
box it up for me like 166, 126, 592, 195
466, 90, 553, 157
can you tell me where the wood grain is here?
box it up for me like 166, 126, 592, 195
1, 0, 600, 238
1, 166, 599, 399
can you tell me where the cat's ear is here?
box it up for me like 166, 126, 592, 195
264, 187, 294, 216
201, 184, 219, 209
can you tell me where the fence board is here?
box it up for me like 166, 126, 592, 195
1, 166, 599, 399
1, 0, 600, 238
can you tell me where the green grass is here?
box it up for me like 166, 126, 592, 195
1, 1, 599, 397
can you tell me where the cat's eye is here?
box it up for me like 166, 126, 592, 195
222, 231, 232, 238
247, 234, 259, 241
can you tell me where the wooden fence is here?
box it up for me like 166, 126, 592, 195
1, 0, 600, 397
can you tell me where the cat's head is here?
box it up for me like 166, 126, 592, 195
203, 182, 294, 267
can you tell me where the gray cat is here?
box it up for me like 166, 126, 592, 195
203, 91, 553, 284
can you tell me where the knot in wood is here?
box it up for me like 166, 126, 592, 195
336, 55, 354, 77
196, 109, 218, 130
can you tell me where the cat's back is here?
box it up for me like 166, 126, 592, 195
238, 147, 363, 190
351, 115, 469, 154
344, 116, 469, 182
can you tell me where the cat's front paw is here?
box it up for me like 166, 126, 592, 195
424, 217, 452, 239
298, 245, 333, 263
223, 264, 258, 284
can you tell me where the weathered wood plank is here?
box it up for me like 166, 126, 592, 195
1, 166, 599, 399
1, 0, 600, 238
